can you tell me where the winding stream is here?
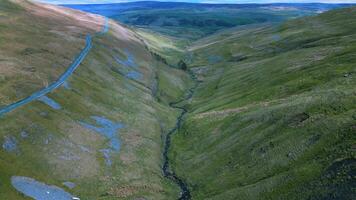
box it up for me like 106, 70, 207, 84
162, 70, 199, 200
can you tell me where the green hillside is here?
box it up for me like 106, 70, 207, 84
68, 2, 340, 40
0, 0, 90, 105
170, 7, 356, 200
0, 0, 192, 199
1, 0, 355, 199
112, 7, 307, 40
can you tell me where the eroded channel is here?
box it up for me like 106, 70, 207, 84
162, 70, 199, 200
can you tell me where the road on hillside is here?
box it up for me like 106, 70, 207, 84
0, 17, 109, 117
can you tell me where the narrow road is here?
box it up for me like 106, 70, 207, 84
162, 70, 199, 200
0, 17, 109, 117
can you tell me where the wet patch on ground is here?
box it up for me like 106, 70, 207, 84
126, 71, 143, 80
43, 134, 53, 145
38, 96, 61, 110
62, 81, 71, 90
115, 49, 136, 68
80, 116, 123, 151
11, 176, 76, 200
62, 181, 76, 189
208, 55, 222, 64
272, 34, 281, 41
2, 135, 17, 152
20, 131, 29, 139
80, 116, 124, 166
100, 148, 112, 166
114, 49, 143, 81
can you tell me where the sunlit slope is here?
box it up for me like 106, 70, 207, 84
0, 0, 192, 199
0, 0, 104, 106
171, 7, 356, 200
134, 28, 189, 66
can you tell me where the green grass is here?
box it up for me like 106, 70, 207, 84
134, 28, 189, 65
1, 1, 355, 199
0, 0, 87, 106
170, 7, 356, 200
0, 1, 193, 199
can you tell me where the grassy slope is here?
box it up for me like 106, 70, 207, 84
170, 7, 356, 200
134, 28, 189, 66
0, 0, 111, 106
110, 7, 314, 40
0, 0, 192, 199
67, 3, 330, 40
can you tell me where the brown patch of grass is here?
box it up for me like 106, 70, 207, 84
108, 184, 164, 198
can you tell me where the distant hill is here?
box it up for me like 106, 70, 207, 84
66, 1, 352, 13
66, 2, 354, 39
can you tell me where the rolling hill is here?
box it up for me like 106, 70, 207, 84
66, 2, 352, 40
170, 6, 356, 200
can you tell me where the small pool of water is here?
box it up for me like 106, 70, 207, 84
126, 71, 142, 80
20, 131, 29, 139
115, 49, 136, 68
80, 116, 123, 167
11, 176, 76, 200
80, 116, 123, 151
62, 181, 76, 189
2, 136, 17, 152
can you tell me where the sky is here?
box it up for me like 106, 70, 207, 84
36, 0, 356, 4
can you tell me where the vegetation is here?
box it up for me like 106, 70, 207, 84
0, 0, 192, 199
1, 1, 355, 199
133, 28, 188, 65
68, 2, 350, 40
0, 0, 88, 106
170, 7, 356, 200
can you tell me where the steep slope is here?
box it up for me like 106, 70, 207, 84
0, 0, 192, 199
170, 7, 356, 200
0, 0, 103, 106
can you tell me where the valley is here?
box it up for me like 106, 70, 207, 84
0, 0, 355, 200
170, 7, 356, 200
